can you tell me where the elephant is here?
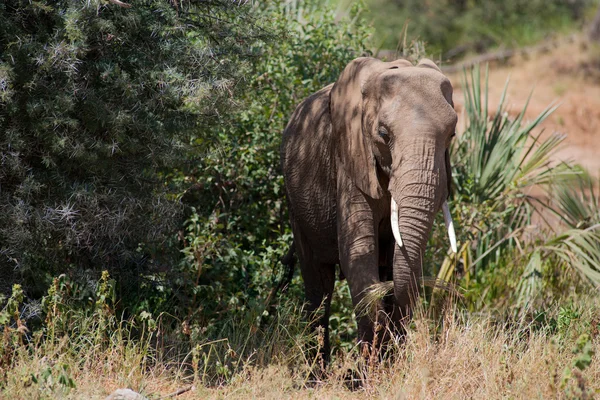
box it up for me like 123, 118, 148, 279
280, 57, 458, 360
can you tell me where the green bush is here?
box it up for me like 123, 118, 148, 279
0, 0, 264, 297
178, 0, 372, 343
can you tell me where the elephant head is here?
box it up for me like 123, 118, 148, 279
330, 57, 457, 313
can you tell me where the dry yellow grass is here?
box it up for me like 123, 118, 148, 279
197, 314, 599, 400
4, 301, 598, 400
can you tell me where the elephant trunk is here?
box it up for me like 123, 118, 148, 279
389, 142, 441, 318
390, 193, 437, 317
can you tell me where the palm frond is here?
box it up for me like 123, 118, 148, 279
457, 64, 563, 204
515, 250, 543, 312
543, 225, 600, 285
547, 172, 600, 229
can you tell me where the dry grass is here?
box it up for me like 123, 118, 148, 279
1, 330, 182, 399
197, 311, 599, 400
3, 298, 599, 399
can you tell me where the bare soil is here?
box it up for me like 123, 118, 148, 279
448, 36, 600, 176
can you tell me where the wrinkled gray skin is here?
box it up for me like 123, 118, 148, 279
281, 57, 457, 358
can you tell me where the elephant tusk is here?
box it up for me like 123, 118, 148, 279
391, 198, 403, 248
442, 201, 457, 253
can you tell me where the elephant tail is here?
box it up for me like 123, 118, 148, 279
279, 241, 296, 292
264, 242, 296, 308
260, 242, 297, 327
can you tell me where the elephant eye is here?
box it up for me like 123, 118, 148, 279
378, 126, 389, 138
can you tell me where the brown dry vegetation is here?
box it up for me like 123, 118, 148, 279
197, 309, 600, 399
4, 298, 600, 399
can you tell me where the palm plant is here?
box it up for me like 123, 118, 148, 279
515, 174, 600, 310
438, 64, 568, 283
435, 64, 600, 314
362, 63, 599, 319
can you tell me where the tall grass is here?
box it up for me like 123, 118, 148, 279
3, 282, 598, 398
0, 276, 316, 397
0, 276, 160, 398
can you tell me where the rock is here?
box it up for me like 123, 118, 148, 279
104, 388, 148, 400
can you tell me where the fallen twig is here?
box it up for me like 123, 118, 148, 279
161, 385, 195, 398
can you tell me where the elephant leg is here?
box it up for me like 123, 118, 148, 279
299, 258, 335, 367
344, 255, 386, 354
292, 224, 335, 368
337, 172, 385, 353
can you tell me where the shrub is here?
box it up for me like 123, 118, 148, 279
428, 65, 600, 318
0, 0, 264, 297
178, 0, 373, 342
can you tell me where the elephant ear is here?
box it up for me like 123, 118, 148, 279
331, 58, 411, 199
418, 58, 455, 106
417, 58, 441, 72
418, 58, 455, 199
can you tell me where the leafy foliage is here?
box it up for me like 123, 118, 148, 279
178, 0, 372, 342
0, 0, 264, 296
451, 64, 567, 269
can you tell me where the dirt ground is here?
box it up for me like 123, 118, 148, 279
447, 36, 600, 176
